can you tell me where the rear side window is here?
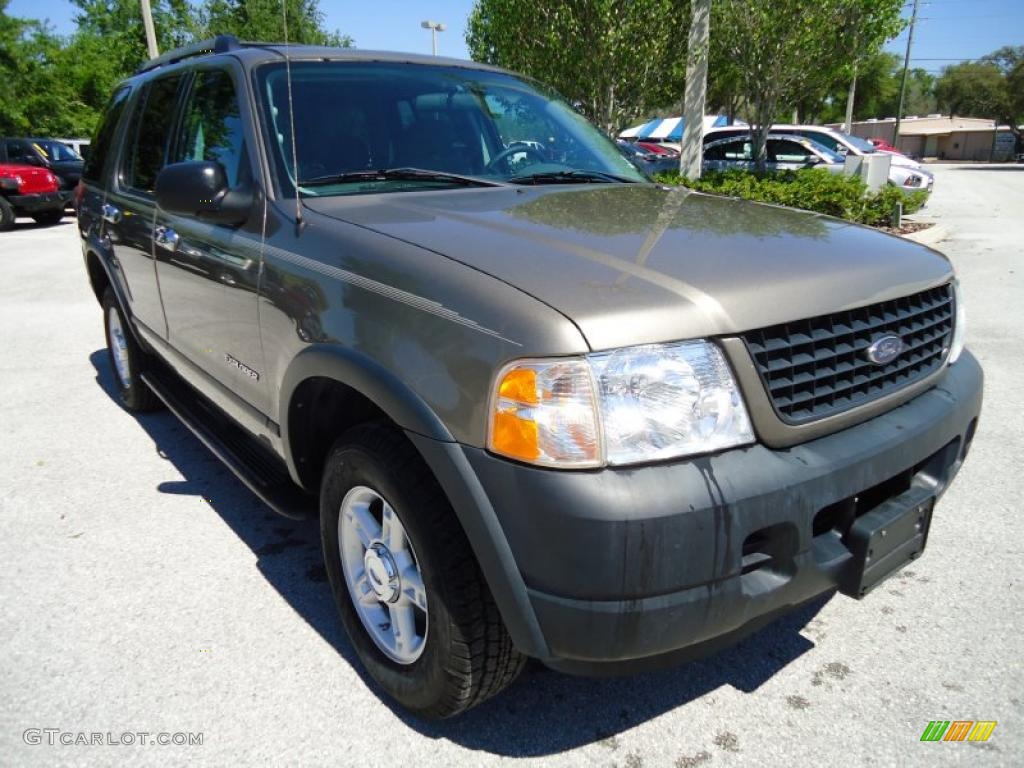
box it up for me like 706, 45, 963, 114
123, 74, 184, 194
5, 140, 36, 163
83, 86, 131, 183
172, 69, 249, 188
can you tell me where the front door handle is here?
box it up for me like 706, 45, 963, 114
101, 204, 122, 224
154, 226, 179, 252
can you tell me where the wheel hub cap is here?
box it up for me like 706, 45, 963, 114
364, 542, 400, 603
107, 307, 131, 388
337, 485, 428, 665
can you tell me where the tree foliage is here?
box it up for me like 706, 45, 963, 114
808, 53, 936, 125
710, 0, 904, 167
936, 48, 1024, 149
199, 0, 351, 46
466, 0, 690, 134
0, 0, 349, 137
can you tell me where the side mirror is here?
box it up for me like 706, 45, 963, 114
24, 155, 44, 166
154, 161, 253, 227
806, 155, 822, 165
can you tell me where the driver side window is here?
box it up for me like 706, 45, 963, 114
172, 69, 250, 189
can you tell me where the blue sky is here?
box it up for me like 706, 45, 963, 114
7, 0, 1022, 66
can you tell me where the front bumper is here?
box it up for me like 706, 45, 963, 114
462, 352, 982, 673
7, 191, 64, 214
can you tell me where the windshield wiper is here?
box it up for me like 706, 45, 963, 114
508, 169, 636, 185
298, 167, 503, 188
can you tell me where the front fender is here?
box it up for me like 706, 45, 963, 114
278, 344, 455, 481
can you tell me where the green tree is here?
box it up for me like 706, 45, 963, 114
72, 1, 200, 74
936, 51, 1023, 151
199, 0, 351, 46
466, 0, 690, 135
710, 0, 904, 167
0, 0, 353, 138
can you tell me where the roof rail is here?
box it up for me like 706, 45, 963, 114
135, 35, 241, 75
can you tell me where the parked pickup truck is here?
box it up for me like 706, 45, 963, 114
78, 37, 983, 719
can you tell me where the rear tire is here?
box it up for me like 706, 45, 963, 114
32, 208, 63, 226
0, 197, 14, 231
102, 288, 162, 412
321, 423, 524, 718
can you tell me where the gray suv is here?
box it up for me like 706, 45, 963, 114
78, 37, 983, 718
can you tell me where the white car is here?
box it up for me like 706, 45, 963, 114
769, 126, 933, 193
704, 125, 934, 194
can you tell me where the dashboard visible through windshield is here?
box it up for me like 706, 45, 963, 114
255, 61, 644, 196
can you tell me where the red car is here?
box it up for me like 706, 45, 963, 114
0, 163, 65, 230
867, 137, 906, 156
637, 141, 679, 156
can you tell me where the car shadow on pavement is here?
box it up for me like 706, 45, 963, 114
90, 349, 830, 758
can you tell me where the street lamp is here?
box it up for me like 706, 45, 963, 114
420, 20, 447, 56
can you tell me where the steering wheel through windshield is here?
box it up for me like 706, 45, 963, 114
485, 144, 548, 175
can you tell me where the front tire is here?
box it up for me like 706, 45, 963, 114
0, 197, 14, 231
321, 423, 524, 718
102, 288, 162, 412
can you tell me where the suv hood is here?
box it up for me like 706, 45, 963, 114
305, 184, 952, 351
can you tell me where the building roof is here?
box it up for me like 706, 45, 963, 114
837, 115, 1006, 136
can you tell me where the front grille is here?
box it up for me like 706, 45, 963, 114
743, 283, 954, 424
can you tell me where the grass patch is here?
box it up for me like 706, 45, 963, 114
654, 168, 928, 227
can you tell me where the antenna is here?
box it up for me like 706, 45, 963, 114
281, 0, 304, 232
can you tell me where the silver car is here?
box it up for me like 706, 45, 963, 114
703, 134, 846, 174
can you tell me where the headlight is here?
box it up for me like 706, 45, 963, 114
949, 280, 966, 364
488, 340, 754, 468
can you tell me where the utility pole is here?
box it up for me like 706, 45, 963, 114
680, 0, 710, 179
844, 64, 857, 132
894, 0, 920, 149
140, 0, 159, 59
844, 28, 859, 132
420, 20, 447, 56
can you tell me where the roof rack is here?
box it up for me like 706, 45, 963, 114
135, 35, 241, 75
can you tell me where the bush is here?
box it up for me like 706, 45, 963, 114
653, 168, 928, 227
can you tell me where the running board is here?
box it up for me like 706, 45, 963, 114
141, 366, 316, 520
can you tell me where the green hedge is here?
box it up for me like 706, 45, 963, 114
653, 169, 928, 227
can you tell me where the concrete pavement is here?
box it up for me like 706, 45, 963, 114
1, 166, 1021, 766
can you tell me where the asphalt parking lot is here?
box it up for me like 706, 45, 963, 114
1, 164, 1021, 767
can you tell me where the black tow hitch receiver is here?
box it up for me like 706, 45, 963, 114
839, 486, 934, 599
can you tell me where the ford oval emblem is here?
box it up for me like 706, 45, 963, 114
865, 334, 905, 365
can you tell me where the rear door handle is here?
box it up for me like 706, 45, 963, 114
154, 226, 179, 252
101, 204, 122, 224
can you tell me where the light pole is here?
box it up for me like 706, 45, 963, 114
680, 0, 710, 179
420, 20, 446, 56
140, 0, 159, 59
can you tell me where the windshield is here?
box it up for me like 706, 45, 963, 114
32, 140, 82, 162
807, 140, 846, 164
839, 132, 876, 154
255, 61, 644, 196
